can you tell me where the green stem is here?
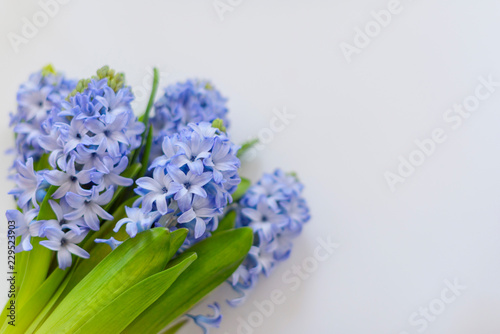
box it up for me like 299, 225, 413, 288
0, 241, 27, 329
138, 125, 154, 178
16, 186, 58, 309
5, 268, 69, 334
131, 67, 159, 165
15, 240, 52, 309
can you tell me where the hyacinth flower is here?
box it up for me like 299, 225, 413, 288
6, 66, 145, 267
39, 227, 90, 270
8, 158, 45, 210
9, 65, 76, 162
186, 303, 222, 334
3, 66, 309, 334
148, 79, 230, 161
227, 169, 311, 306
5, 209, 41, 253
38, 200, 84, 236
99, 121, 241, 244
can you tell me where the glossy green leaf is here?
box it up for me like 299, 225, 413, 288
232, 177, 251, 201
124, 227, 253, 334
24, 272, 72, 334
37, 185, 58, 220
33, 153, 50, 171
74, 253, 197, 334
60, 224, 129, 303
37, 228, 172, 333
0, 247, 27, 329
7, 268, 68, 334
237, 138, 258, 158
162, 319, 189, 334
213, 210, 237, 234
16, 185, 58, 309
165, 228, 188, 262
54, 196, 138, 303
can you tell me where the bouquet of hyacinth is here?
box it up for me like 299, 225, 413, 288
2, 65, 310, 334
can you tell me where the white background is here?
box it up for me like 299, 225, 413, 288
1, 1, 500, 333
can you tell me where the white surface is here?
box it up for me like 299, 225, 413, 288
1, 1, 500, 333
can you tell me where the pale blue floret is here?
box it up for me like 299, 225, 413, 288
228, 169, 310, 306
186, 303, 222, 334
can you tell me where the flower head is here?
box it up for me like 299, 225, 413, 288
133, 122, 240, 240
10, 67, 76, 162
149, 80, 229, 161
114, 207, 160, 238
6, 209, 41, 252
228, 169, 310, 305
64, 187, 114, 231
38, 199, 84, 236
40, 227, 89, 270
9, 158, 45, 210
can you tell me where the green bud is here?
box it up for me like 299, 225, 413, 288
41, 64, 56, 77
288, 171, 299, 181
66, 78, 91, 100
92, 65, 125, 92
66, 66, 126, 100
211, 118, 226, 133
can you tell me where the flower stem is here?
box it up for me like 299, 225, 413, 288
131, 67, 159, 165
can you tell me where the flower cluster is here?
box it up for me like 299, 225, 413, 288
149, 80, 229, 160
5, 66, 311, 334
10, 65, 76, 162
228, 169, 310, 305
8, 67, 145, 269
112, 122, 240, 244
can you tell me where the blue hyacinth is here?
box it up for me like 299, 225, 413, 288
149, 79, 230, 161
228, 169, 310, 306
8, 67, 146, 270
187, 303, 222, 334
106, 121, 240, 246
10, 66, 76, 162
5, 66, 312, 334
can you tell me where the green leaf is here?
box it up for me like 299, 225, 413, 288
37, 185, 58, 220
16, 186, 58, 308
232, 177, 251, 201
162, 319, 189, 334
74, 253, 197, 334
33, 153, 50, 171
213, 210, 237, 235
237, 138, 259, 158
8, 268, 69, 334
124, 227, 253, 333
37, 228, 172, 333
24, 273, 73, 334
60, 223, 130, 302
0, 247, 27, 329
165, 228, 188, 262
60, 196, 147, 302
